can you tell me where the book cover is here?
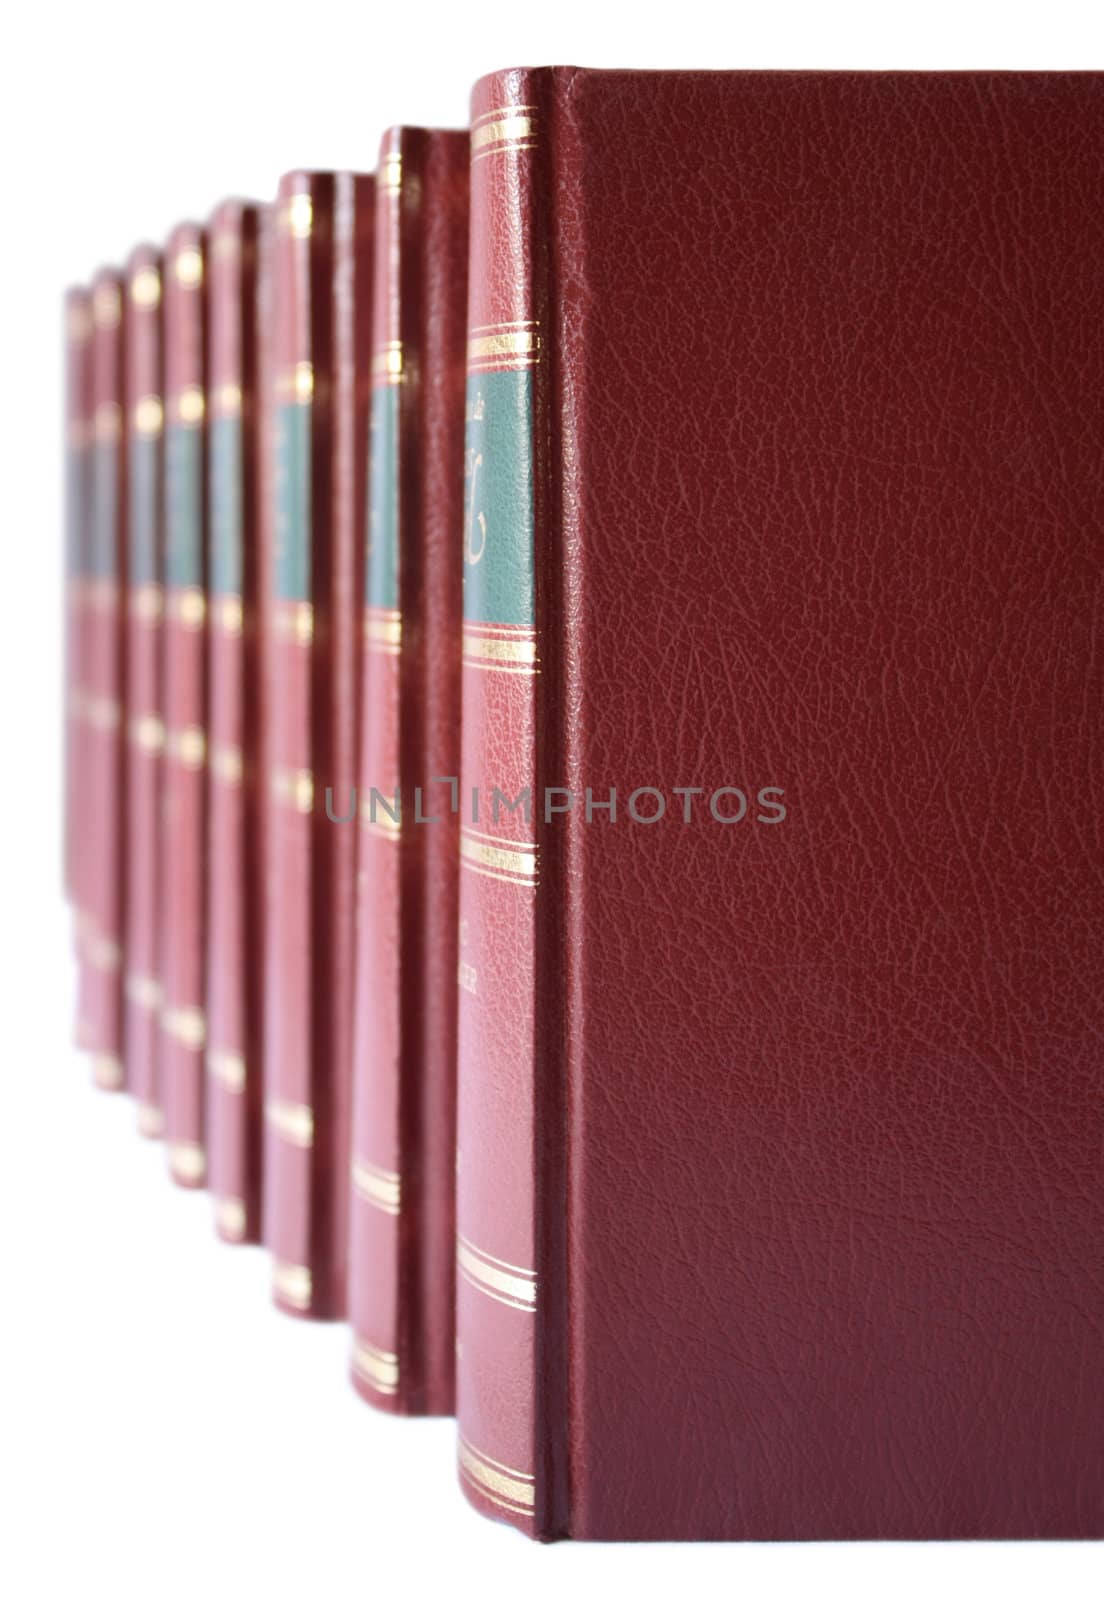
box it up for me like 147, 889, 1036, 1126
456, 68, 1104, 1541
122, 245, 166, 1136
63, 287, 93, 926
160, 223, 209, 1187
263, 171, 372, 1317
348, 126, 467, 1414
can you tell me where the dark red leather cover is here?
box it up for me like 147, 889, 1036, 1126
76, 269, 128, 1091
205, 201, 264, 1241
348, 127, 467, 1415
122, 246, 165, 1135
160, 223, 209, 1187
457, 67, 1104, 1541
262, 172, 371, 1317
63, 288, 93, 945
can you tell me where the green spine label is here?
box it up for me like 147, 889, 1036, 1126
211, 415, 243, 596
166, 424, 203, 588
275, 401, 311, 602
128, 434, 160, 587
366, 382, 399, 609
463, 371, 534, 626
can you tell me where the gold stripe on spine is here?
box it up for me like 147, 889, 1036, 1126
165, 726, 206, 770
265, 1099, 314, 1148
458, 830, 538, 886
212, 382, 242, 418
273, 601, 313, 643
169, 1141, 206, 1183
83, 928, 122, 972
133, 395, 164, 436
215, 595, 244, 635
351, 1158, 401, 1216
371, 342, 404, 383
128, 714, 165, 753
470, 110, 537, 164
167, 587, 205, 628
130, 267, 161, 307
210, 744, 243, 785
67, 303, 92, 342
94, 402, 123, 443
378, 152, 402, 193
93, 281, 122, 327
273, 1261, 312, 1309
279, 193, 313, 238
161, 1005, 206, 1050
461, 626, 538, 671
171, 386, 205, 426
458, 1438, 535, 1515
92, 1054, 124, 1090
353, 1338, 400, 1396
173, 248, 203, 287
457, 1235, 537, 1312
209, 1049, 246, 1093
275, 362, 314, 403
137, 1103, 165, 1137
466, 330, 541, 365
126, 972, 163, 1010
211, 231, 241, 261
359, 794, 402, 841
363, 611, 402, 653
217, 1197, 247, 1240
130, 583, 164, 622
271, 767, 314, 813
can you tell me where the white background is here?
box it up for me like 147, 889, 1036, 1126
2, 4, 1102, 1596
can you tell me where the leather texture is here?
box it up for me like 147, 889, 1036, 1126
460, 67, 1104, 1541
348, 126, 467, 1416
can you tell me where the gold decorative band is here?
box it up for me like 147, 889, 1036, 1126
364, 610, 402, 652
211, 382, 243, 418
92, 1053, 124, 1090
461, 628, 537, 669
128, 713, 165, 754
209, 1048, 246, 1094
126, 972, 163, 1011
273, 1260, 312, 1310
458, 831, 538, 886
67, 303, 92, 342
161, 1005, 206, 1051
273, 600, 314, 643
171, 385, 205, 425
471, 114, 535, 155
217, 1197, 247, 1240
271, 767, 314, 813
467, 329, 540, 364
93, 281, 122, 327
167, 586, 206, 628
214, 595, 244, 635
279, 193, 313, 238
72, 577, 119, 611
371, 342, 404, 382
211, 231, 242, 261
457, 1235, 537, 1312
351, 1158, 401, 1217
82, 927, 122, 972
130, 583, 164, 623
130, 267, 161, 308
137, 1102, 165, 1138
458, 1437, 535, 1516
352, 1337, 400, 1397
94, 402, 123, 443
173, 247, 203, 287
359, 795, 402, 839
275, 362, 314, 402
133, 395, 164, 436
378, 152, 402, 193
265, 1098, 314, 1148
165, 725, 206, 770
169, 1141, 206, 1183
210, 743, 243, 785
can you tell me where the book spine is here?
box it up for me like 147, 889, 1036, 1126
455, 70, 553, 1533
160, 226, 209, 1186
123, 247, 166, 1136
348, 128, 466, 1415
263, 172, 340, 1316
64, 288, 93, 923
79, 271, 128, 1092
206, 202, 263, 1242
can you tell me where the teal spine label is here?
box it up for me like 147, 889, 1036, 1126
165, 423, 203, 588
463, 372, 534, 626
90, 441, 120, 580
366, 383, 399, 609
274, 401, 311, 602
211, 415, 243, 596
128, 434, 160, 587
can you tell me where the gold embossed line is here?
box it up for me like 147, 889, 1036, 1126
94, 402, 123, 443
359, 794, 402, 841
461, 621, 538, 675
132, 395, 164, 437
378, 151, 402, 193
364, 609, 401, 654
169, 1141, 206, 1183
275, 362, 314, 403
130, 266, 161, 307
216, 1197, 247, 1240
371, 341, 404, 384
130, 583, 164, 623
213, 595, 244, 635
272, 600, 314, 643
270, 767, 314, 814
126, 972, 163, 1011
265, 1098, 314, 1148
209, 744, 243, 785
161, 1005, 207, 1050
470, 108, 537, 164
93, 281, 122, 328
137, 1102, 165, 1138
351, 1157, 401, 1217
352, 1337, 400, 1396
211, 382, 243, 418
458, 1437, 535, 1517
278, 193, 313, 238
467, 328, 541, 372
166, 587, 205, 628
273, 1260, 312, 1310
170, 385, 205, 426
67, 302, 92, 342
173, 247, 203, 288
458, 829, 538, 889
209, 1048, 246, 1093
457, 1235, 537, 1312
128, 713, 165, 754
164, 726, 206, 770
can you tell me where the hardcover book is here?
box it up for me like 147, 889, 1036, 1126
263, 171, 373, 1317
455, 67, 1104, 1540
122, 245, 166, 1135
63, 287, 93, 927
77, 268, 128, 1091
348, 126, 468, 1413
206, 200, 264, 1242
160, 223, 209, 1187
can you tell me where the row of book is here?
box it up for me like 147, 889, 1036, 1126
63, 68, 1103, 1543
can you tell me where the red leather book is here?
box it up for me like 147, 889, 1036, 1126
160, 224, 209, 1187
205, 200, 264, 1242
63, 288, 93, 931
456, 68, 1104, 1541
263, 171, 372, 1317
122, 246, 166, 1136
76, 269, 128, 1091
348, 127, 467, 1413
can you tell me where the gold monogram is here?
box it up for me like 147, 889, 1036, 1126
464, 450, 486, 566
